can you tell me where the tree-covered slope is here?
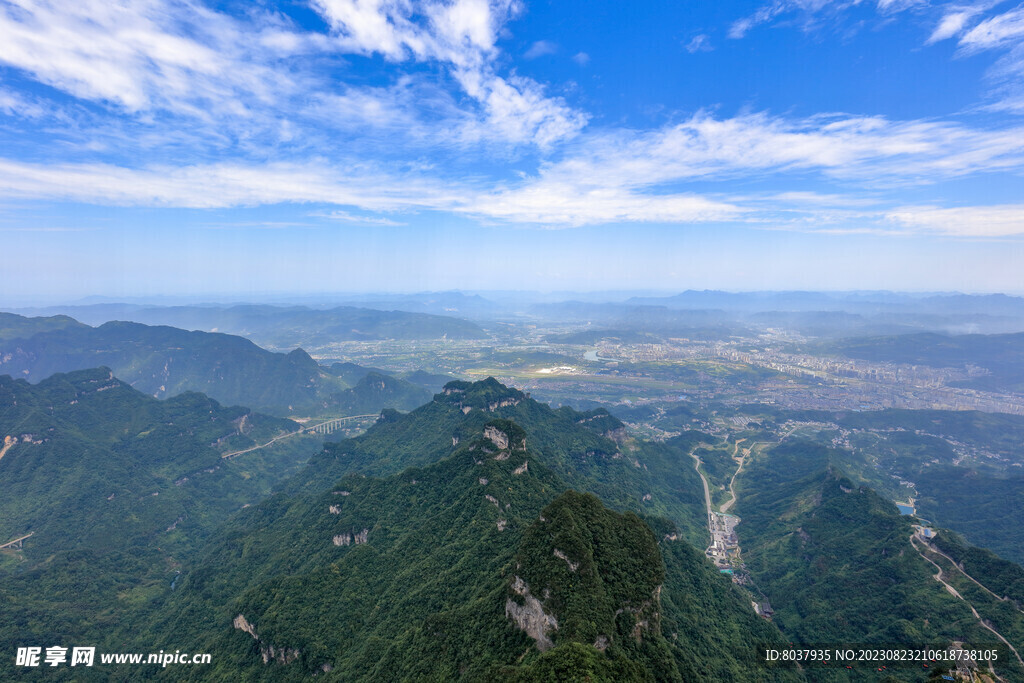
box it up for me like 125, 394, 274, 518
327, 371, 432, 415
143, 417, 797, 682
733, 440, 1023, 679
0, 369, 324, 678
0, 368, 308, 554
0, 312, 87, 341
293, 377, 707, 543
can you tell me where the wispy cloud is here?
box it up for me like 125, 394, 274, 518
310, 0, 585, 147
685, 34, 713, 53
959, 6, 1024, 51
928, 9, 978, 43
935, 5, 1024, 115
0, 0, 314, 117
0, 158, 464, 211
1, 108, 1024, 233
314, 210, 407, 226
0, 0, 584, 153
728, 0, 921, 39
524, 40, 558, 59
572, 52, 590, 66
886, 204, 1024, 236
0, 88, 46, 118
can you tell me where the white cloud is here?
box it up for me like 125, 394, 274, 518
314, 210, 407, 226
928, 10, 975, 43
729, 0, 924, 38
312, 0, 518, 66
0, 0, 584, 151
572, 52, 590, 66
1, 108, 1023, 232
0, 158, 463, 211
524, 40, 557, 59
310, 0, 581, 147
959, 6, 1024, 50
685, 34, 713, 53
0, 88, 46, 118
452, 68, 587, 148
876, 0, 924, 12
463, 183, 743, 226
0, 0, 306, 116
523, 113, 1024, 192
887, 204, 1024, 236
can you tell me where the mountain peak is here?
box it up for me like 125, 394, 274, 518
439, 377, 526, 412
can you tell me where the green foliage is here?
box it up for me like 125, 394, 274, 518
931, 531, 1024, 606
0, 369, 324, 680
327, 371, 431, 414
514, 492, 664, 649
111, 380, 802, 681
293, 378, 706, 544
509, 642, 650, 682
734, 440, 1018, 664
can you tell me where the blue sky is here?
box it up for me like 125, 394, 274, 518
1, 0, 1024, 303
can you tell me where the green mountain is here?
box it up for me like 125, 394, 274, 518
0, 312, 87, 341
733, 440, 1024, 677
289, 377, 708, 544
13, 303, 489, 348
0, 315, 429, 416
0, 368, 323, 672
140, 391, 795, 681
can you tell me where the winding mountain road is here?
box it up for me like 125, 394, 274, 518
911, 533, 1024, 671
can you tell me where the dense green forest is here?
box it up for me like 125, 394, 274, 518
0, 369, 326, 679
733, 440, 1023, 679
127, 403, 797, 681
4, 370, 1023, 681
290, 378, 708, 545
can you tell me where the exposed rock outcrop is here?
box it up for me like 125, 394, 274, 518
234, 614, 258, 639
488, 398, 520, 411
483, 425, 509, 451
506, 576, 558, 651
332, 528, 369, 546
553, 548, 579, 572
234, 614, 301, 666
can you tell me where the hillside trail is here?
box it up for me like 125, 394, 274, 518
911, 533, 1024, 671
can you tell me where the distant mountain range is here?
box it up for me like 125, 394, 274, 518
529, 291, 1024, 336
4, 303, 488, 349
0, 313, 432, 416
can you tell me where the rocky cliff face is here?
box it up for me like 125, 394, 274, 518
506, 491, 665, 653
505, 575, 559, 651
233, 614, 301, 665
